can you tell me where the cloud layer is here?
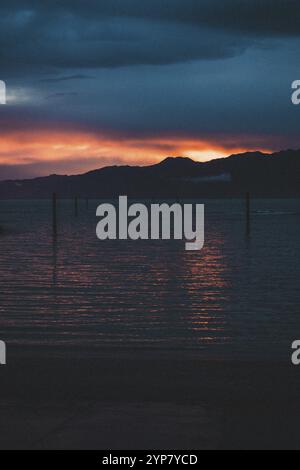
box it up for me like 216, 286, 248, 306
0, 0, 299, 178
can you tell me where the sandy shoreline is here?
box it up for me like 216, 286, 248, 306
0, 351, 299, 449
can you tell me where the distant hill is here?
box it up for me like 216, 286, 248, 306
0, 150, 300, 198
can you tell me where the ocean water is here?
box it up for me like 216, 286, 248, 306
0, 198, 299, 360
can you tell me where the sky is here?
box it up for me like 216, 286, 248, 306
0, 0, 299, 179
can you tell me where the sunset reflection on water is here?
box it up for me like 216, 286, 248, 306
0, 198, 299, 360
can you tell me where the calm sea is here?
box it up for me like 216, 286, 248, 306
0, 198, 299, 360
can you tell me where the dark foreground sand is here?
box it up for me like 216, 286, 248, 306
0, 349, 299, 449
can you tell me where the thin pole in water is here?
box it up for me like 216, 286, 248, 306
246, 191, 250, 234
75, 196, 78, 217
52, 192, 57, 237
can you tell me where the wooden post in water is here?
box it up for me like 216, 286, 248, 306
74, 196, 78, 217
246, 191, 250, 234
52, 192, 57, 237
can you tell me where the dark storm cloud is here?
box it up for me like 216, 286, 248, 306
0, 14, 246, 76
2, 0, 299, 34
3, 1, 300, 27
0, 0, 299, 76
62, 0, 300, 36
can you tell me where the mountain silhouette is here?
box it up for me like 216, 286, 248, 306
0, 149, 299, 198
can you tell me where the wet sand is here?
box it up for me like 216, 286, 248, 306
0, 351, 299, 449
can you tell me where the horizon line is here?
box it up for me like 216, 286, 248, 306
0, 147, 299, 183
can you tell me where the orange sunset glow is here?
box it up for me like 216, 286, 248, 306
0, 129, 274, 177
